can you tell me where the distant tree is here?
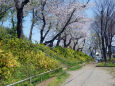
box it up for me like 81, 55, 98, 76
29, 9, 36, 41
93, 0, 115, 62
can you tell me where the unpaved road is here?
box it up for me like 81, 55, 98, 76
62, 64, 115, 86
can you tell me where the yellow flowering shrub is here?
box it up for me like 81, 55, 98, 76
53, 46, 92, 66
0, 39, 60, 85
38, 53, 59, 71
37, 44, 56, 57
26, 51, 60, 72
0, 49, 19, 81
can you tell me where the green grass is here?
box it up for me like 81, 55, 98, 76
97, 62, 115, 67
47, 71, 69, 86
12, 68, 62, 86
67, 64, 82, 71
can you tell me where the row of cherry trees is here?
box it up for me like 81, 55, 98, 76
91, 0, 115, 62
0, 0, 92, 49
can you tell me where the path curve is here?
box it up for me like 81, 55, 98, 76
62, 64, 115, 86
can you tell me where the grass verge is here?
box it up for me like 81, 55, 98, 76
11, 68, 62, 86
67, 64, 82, 71
67, 61, 91, 71
47, 71, 69, 86
97, 62, 115, 67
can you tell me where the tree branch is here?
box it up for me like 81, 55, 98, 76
44, 8, 76, 45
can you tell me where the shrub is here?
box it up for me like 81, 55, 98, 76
53, 46, 92, 66
0, 38, 60, 85
0, 37, 92, 85
0, 49, 19, 85
0, 26, 11, 40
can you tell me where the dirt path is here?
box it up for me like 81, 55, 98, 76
62, 64, 115, 86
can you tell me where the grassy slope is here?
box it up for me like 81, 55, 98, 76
38, 45, 92, 68
0, 38, 92, 85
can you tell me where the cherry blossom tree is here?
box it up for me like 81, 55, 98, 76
0, 0, 93, 44
42, 0, 92, 47
33, 0, 61, 43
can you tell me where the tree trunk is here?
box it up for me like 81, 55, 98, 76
66, 38, 72, 48
48, 42, 53, 47
56, 36, 61, 46
16, 8, 23, 38
29, 10, 35, 41
108, 45, 112, 61
73, 41, 78, 50
29, 21, 34, 40
100, 10, 107, 62
102, 37, 107, 62
63, 35, 72, 48
63, 36, 66, 48
14, 0, 29, 38
11, 14, 15, 30
73, 44, 76, 50
44, 9, 76, 45
40, 15, 46, 43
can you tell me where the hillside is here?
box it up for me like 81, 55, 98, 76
0, 26, 92, 85
0, 38, 92, 85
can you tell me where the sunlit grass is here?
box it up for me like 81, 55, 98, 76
48, 71, 69, 86
97, 62, 115, 67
